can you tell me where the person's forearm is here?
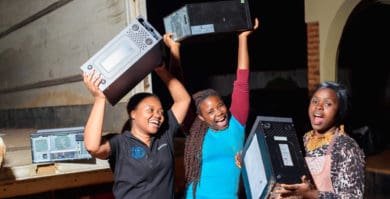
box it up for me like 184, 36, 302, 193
169, 49, 184, 82
155, 68, 190, 123
84, 97, 105, 155
156, 69, 189, 104
237, 36, 249, 70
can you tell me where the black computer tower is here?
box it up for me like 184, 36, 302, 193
163, 0, 253, 41
241, 116, 312, 199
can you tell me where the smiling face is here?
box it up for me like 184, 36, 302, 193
308, 88, 339, 134
198, 95, 229, 131
130, 96, 164, 135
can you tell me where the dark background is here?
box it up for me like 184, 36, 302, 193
147, 0, 310, 140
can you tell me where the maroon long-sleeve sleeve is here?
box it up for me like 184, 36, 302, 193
230, 69, 249, 125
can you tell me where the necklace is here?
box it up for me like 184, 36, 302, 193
305, 130, 334, 151
305, 125, 344, 151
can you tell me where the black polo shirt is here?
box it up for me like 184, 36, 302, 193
109, 110, 179, 199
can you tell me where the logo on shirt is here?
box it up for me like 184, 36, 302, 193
130, 146, 145, 159
158, 143, 167, 151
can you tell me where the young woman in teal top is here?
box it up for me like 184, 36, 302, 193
184, 18, 259, 199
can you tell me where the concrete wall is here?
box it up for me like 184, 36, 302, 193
0, 0, 149, 132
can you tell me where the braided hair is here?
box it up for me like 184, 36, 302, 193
184, 89, 222, 197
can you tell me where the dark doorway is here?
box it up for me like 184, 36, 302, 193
338, 2, 390, 154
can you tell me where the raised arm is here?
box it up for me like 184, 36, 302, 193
82, 70, 110, 159
237, 18, 259, 70
163, 33, 184, 82
230, 18, 259, 125
154, 62, 191, 124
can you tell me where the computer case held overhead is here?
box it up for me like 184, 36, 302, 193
163, 0, 253, 41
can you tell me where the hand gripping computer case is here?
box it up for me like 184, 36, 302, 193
163, 0, 253, 41
80, 15, 163, 105
241, 116, 312, 199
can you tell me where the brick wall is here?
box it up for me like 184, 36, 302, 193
307, 21, 320, 95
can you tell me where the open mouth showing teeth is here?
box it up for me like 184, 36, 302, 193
313, 112, 322, 117
312, 114, 324, 125
216, 117, 226, 123
215, 116, 228, 128
149, 120, 160, 126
